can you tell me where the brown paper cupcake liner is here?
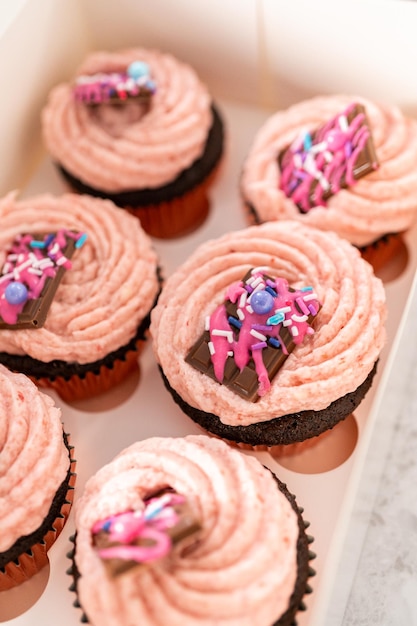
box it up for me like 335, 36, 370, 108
35, 341, 143, 402
125, 164, 222, 239
359, 232, 405, 274
0, 433, 76, 591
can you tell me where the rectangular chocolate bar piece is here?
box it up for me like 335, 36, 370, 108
0, 234, 78, 330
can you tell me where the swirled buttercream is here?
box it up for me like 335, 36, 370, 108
0, 192, 159, 363
241, 95, 417, 247
150, 221, 386, 426
74, 435, 299, 625
42, 48, 213, 192
0, 365, 69, 551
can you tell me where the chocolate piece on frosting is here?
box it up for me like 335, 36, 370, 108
186, 269, 320, 402
0, 231, 83, 330
92, 488, 201, 578
278, 102, 379, 213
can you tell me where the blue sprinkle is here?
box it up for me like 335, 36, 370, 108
75, 233, 88, 248
30, 240, 46, 249
266, 312, 284, 326
265, 286, 277, 297
228, 316, 242, 330
300, 286, 313, 292
303, 132, 313, 151
269, 337, 281, 348
44, 234, 55, 247
102, 520, 112, 532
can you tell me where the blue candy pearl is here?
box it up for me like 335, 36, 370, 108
127, 61, 150, 80
5, 281, 28, 305
251, 290, 274, 315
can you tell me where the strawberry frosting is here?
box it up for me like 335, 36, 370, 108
0, 193, 159, 363
151, 221, 387, 426
74, 435, 299, 625
42, 48, 213, 192
0, 365, 69, 551
241, 95, 417, 247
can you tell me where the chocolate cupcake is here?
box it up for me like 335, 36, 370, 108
240, 95, 417, 270
68, 434, 314, 625
0, 365, 75, 590
42, 48, 225, 239
0, 192, 161, 401
150, 220, 387, 447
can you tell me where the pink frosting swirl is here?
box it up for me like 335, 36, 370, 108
42, 48, 212, 192
0, 193, 159, 363
241, 95, 417, 247
150, 221, 386, 426
75, 435, 299, 625
0, 365, 69, 551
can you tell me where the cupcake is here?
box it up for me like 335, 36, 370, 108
0, 364, 75, 590
0, 192, 161, 401
68, 434, 314, 625
42, 48, 225, 239
150, 220, 387, 447
241, 95, 417, 269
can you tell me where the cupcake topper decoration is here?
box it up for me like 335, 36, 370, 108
186, 268, 321, 401
92, 488, 201, 578
278, 102, 379, 213
0, 230, 87, 329
73, 60, 156, 105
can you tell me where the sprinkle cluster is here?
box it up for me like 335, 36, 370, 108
0, 230, 86, 326
279, 102, 379, 212
73, 60, 156, 105
208, 268, 320, 397
92, 491, 187, 567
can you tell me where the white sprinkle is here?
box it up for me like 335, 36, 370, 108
291, 326, 299, 337
56, 256, 68, 266
239, 292, 247, 308
0, 272, 13, 283
208, 341, 215, 355
237, 308, 245, 320
323, 150, 333, 162
275, 306, 291, 314
7, 254, 18, 261
318, 174, 330, 192
16, 259, 34, 273
303, 293, 318, 302
17, 253, 25, 263
338, 115, 349, 132
292, 313, 308, 323
227, 351, 234, 357
2, 262, 11, 274
13, 269, 20, 280
249, 276, 263, 289
310, 141, 327, 154
293, 153, 303, 169
35, 258, 54, 270
246, 305, 254, 314
205, 316, 211, 331
212, 329, 234, 343
28, 267, 43, 275
283, 319, 293, 327
49, 243, 60, 256
250, 329, 267, 341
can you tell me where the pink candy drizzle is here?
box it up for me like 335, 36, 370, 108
92, 492, 186, 564
279, 102, 379, 212
208, 269, 320, 397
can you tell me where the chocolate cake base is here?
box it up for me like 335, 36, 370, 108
57, 104, 224, 208
67, 476, 315, 626
0, 433, 75, 571
160, 362, 378, 446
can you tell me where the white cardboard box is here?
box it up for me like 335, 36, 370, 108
1, 1, 417, 624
